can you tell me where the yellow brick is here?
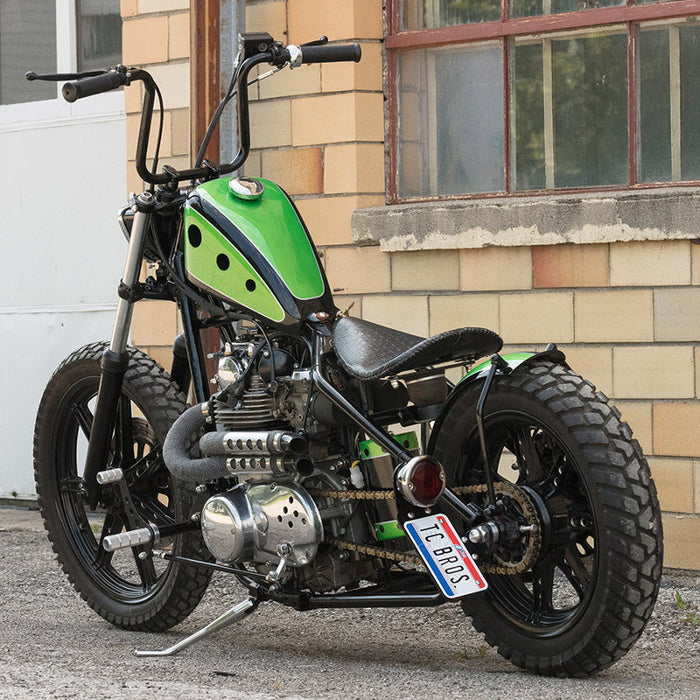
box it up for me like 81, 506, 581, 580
168, 12, 190, 60
695, 462, 700, 513
250, 99, 292, 148
323, 245, 391, 295
127, 111, 172, 159
613, 346, 695, 399
246, 1, 288, 38
649, 459, 694, 513
291, 93, 384, 145
321, 42, 383, 92
170, 108, 189, 156
560, 346, 613, 397
692, 243, 700, 285
261, 148, 323, 195
575, 290, 653, 342
138, 0, 189, 12
653, 403, 700, 457
333, 295, 363, 318
696, 347, 700, 399
500, 293, 574, 344
244, 149, 262, 178
661, 514, 700, 569
610, 240, 691, 287
362, 295, 430, 337
615, 401, 653, 456
654, 288, 700, 342
123, 15, 169, 66
147, 62, 190, 109
288, 0, 383, 43
324, 143, 385, 195
126, 159, 143, 195
429, 294, 500, 335
459, 247, 532, 292
391, 251, 459, 291
124, 81, 143, 115
532, 244, 609, 288
121, 0, 139, 17
131, 301, 178, 346
295, 195, 383, 246
259, 64, 321, 100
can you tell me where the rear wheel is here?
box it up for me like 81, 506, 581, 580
34, 342, 212, 631
433, 361, 663, 677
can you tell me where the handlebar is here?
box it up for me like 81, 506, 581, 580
26, 37, 362, 186
62, 70, 127, 102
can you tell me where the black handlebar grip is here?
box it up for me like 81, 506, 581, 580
62, 71, 126, 103
300, 43, 361, 64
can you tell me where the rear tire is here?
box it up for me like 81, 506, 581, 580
433, 361, 663, 677
34, 342, 212, 631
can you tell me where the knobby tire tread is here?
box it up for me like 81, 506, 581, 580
34, 342, 212, 633
435, 361, 663, 677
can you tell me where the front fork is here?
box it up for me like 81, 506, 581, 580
84, 192, 154, 508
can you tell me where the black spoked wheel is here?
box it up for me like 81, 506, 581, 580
433, 361, 663, 677
34, 342, 211, 631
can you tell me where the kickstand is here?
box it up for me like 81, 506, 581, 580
134, 589, 262, 657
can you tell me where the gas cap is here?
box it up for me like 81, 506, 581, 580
229, 177, 264, 200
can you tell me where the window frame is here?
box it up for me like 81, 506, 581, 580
386, 0, 700, 203
0, 0, 122, 126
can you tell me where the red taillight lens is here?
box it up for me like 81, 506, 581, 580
396, 456, 445, 507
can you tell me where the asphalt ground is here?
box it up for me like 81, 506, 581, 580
0, 506, 698, 700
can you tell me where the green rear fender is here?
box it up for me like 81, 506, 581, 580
426, 347, 569, 458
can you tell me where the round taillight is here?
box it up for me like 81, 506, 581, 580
395, 456, 446, 507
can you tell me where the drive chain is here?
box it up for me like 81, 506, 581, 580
308, 483, 541, 575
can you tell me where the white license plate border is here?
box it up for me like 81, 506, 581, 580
404, 514, 488, 599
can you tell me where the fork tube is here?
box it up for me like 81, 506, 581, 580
83, 193, 154, 508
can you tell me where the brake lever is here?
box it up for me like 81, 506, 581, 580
26, 69, 107, 82
301, 36, 328, 47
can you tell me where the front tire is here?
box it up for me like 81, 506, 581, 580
433, 361, 663, 677
34, 342, 212, 631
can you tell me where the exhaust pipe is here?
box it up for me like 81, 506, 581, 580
163, 405, 309, 483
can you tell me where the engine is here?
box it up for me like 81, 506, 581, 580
162, 331, 376, 591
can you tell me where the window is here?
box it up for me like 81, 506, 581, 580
388, 1, 700, 200
0, 0, 121, 107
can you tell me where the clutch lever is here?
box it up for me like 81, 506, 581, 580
301, 35, 328, 47
26, 69, 107, 82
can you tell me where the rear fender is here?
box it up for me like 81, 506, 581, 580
427, 347, 568, 456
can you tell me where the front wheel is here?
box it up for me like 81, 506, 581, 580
34, 342, 212, 631
433, 361, 663, 677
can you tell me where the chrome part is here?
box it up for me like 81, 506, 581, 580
95, 468, 124, 485
287, 44, 302, 68
200, 429, 308, 457
468, 522, 500, 546
395, 455, 446, 507
216, 354, 246, 388
109, 193, 153, 354
225, 454, 312, 478
200, 483, 322, 566
102, 525, 159, 552
228, 177, 264, 200
134, 596, 259, 657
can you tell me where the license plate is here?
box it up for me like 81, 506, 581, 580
404, 514, 488, 599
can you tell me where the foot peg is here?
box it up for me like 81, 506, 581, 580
134, 595, 261, 657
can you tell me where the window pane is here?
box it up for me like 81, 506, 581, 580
0, 1, 56, 105
552, 33, 627, 187
399, 0, 500, 31
680, 25, 700, 180
397, 44, 504, 197
511, 0, 624, 19
78, 0, 122, 72
639, 28, 671, 182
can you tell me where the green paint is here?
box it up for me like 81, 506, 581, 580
359, 431, 419, 459
374, 520, 406, 541
460, 352, 536, 385
184, 207, 286, 323
195, 178, 325, 301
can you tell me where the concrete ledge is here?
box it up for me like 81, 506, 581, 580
352, 188, 700, 251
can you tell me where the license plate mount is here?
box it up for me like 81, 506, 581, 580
404, 514, 488, 599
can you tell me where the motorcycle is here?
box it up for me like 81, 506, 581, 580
30, 33, 663, 677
